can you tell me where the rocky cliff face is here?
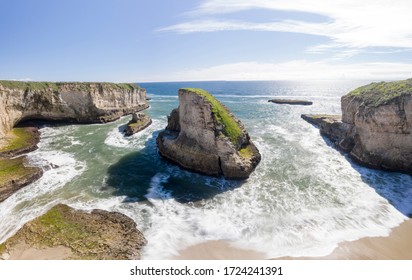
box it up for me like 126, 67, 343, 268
0, 81, 148, 138
302, 79, 412, 174
157, 88, 261, 179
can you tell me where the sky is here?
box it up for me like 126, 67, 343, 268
1, 0, 412, 82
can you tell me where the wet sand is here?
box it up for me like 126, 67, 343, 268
174, 219, 412, 260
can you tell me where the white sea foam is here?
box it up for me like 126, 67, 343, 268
0, 126, 86, 243
0, 82, 410, 260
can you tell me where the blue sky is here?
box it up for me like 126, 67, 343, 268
1, 0, 412, 82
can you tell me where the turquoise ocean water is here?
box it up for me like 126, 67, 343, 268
0, 80, 411, 259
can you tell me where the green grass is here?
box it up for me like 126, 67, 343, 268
0, 242, 6, 254
0, 157, 35, 186
0, 80, 140, 92
239, 145, 254, 158
182, 88, 243, 145
129, 120, 146, 128
0, 128, 34, 153
35, 205, 93, 246
347, 78, 412, 106
23, 205, 99, 259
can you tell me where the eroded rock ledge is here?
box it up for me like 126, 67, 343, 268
0, 81, 148, 138
0, 204, 146, 260
302, 78, 412, 174
124, 113, 152, 136
157, 88, 261, 179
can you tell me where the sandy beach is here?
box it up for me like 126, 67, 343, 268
175, 219, 412, 260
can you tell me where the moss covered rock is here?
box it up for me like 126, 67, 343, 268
0, 204, 146, 260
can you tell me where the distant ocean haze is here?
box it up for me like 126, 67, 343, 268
0, 80, 411, 259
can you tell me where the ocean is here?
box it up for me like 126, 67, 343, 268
0, 80, 411, 259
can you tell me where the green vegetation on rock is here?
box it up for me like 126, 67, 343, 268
239, 145, 254, 158
182, 88, 243, 145
0, 128, 34, 153
0, 204, 146, 260
0, 241, 6, 254
0, 80, 140, 92
347, 78, 412, 106
0, 157, 37, 186
34, 205, 96, 252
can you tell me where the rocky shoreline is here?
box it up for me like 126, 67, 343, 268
0, 81, 149, 202
302, 79, 412, 174
0, 204, 146, 260
0, 126, 43, 202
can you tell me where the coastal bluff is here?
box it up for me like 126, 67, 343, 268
0, 81, 148, 138
157, 88, 261, 179
302, 78, 412, 174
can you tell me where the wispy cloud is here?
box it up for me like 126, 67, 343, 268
159, 0, 412, 50
9, 78, 33, 82
140, 60, 412, 82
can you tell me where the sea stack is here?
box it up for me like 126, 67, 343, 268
302, 78, 412, 174
156, 88, 261, 179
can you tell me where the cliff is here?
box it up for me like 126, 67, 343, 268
0, 204, 146, 260
0, 81, 148, 138
302, 78, 412, 174
157, 88, 261, 179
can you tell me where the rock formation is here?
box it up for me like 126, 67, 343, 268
269, 99, 313, 105
302, 78, 412, 174
124, 113, 152, 136
157, 88, 261, 179
0, 204, 146, 260
0, 81, 148, 138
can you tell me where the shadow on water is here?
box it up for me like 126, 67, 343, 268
318, 133, 412, 218
106, 129, 244, 204
117, 123, 127, 134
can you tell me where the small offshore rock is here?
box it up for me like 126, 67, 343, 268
269, 99, 313, 105
124, 113, 152, 136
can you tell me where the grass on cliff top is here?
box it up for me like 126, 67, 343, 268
0, 80, 140, 92
182, 88, 243, 145
0, 157, 34, 187
347, 78, 412, 106
0, 128, 34, 153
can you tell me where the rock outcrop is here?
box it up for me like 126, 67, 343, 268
0, 204, 146, 260
157, 88, 261, 179
0, 81, 148, 138
269, 99, 313, 105
302, 78, 412, 174
124, 113, 152, 136
0, 156, 43, 202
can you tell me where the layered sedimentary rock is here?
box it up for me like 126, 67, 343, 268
0, 204, 146, 260
0, 81, 148, 138
302, 79, 412, 174
157, 88, 261, 179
